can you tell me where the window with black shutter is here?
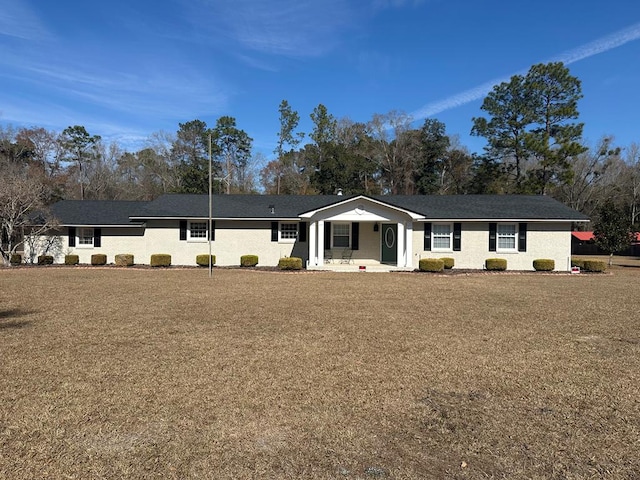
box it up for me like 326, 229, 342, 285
453, 223, 461, 251
351, 222, 359, 250
68, 227, 76, 247
298, 222, 307, 242
271, 222, 278, 242
518, 223, 527, 252
489, 223, 497, 251
179, 220, 187, 241
324, 222, 331, 248
423, 223, 432, 251
94, 228, 101, 248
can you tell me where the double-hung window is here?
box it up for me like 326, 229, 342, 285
432, 223, 452, 251
188, 221, 208, 241
332, 223, 350, 248
279, 223, 298, 242
497, 224, 517, 251
78, 228, 94, 247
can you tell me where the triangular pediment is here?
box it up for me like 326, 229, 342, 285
299, 195, 425, 221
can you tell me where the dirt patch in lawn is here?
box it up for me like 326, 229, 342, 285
1, 267, 638, 479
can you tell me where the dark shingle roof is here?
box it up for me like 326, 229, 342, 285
371, 195, 589, 221
130, 194, 345, 219
50, 194, 589, 224
50, 200, 146, 226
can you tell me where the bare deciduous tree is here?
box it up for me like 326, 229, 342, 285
0, 164, 57, 265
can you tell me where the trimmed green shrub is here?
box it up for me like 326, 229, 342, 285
91, 254, 107, 266
419, 258, 444, 272
571, 257, 586, 269
278, 257, 303, 270
196, 254, 216, 267
485, 258, 507, 271
533, 259, 555, 271
440, 257, 455, 269
65, 254, 79, 265
240, 254, 258, 267
583, 259, 607, 273
37, 255, 53, 265
10, 254, 22, 265
150, 254, 171, 267
115, 254, 134, 267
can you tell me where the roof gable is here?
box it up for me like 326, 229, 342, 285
299, 195, 425, 220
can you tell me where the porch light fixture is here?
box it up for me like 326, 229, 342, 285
373, 222, 379, 232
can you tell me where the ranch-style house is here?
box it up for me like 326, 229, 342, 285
38, 193, 589, 271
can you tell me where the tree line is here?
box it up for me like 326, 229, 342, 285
2, 62, 640, 262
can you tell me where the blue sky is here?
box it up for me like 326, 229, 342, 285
1, 0, 639, 160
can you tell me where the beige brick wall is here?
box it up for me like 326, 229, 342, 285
411, 222, 573, 271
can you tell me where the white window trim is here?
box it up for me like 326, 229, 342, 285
332, 222, 351, 249
431, 222, 453, 252
77, 227, 94, 248
496, 223, 518, 253
278, 222, 299, 243
187, 221, 208, 242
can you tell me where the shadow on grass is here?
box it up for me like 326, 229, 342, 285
0, 308, 34, 329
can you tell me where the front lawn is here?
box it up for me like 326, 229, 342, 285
1, 268, 638, 479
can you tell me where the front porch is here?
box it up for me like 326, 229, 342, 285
300, 197, 424, 271
306, 258, 414, 272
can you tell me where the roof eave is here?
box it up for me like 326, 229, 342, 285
420, 218, 589, 222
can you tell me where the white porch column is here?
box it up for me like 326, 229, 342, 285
405, 221, 413, 269
317, 220, 325, 265
397, 222, 405, 267
309, 221, 317, 266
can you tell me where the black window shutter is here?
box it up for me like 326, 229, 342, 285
489, 223, 497, 251
518, 223, 527, 252
271, 222, 278, 242
352, 222, 359, 250
179, 220, 187, 241
324, 222, 331, 248
453, 223, 461, 251
208, 221, 215, 241
423, 222, 432, 251
94, 228, 101, 248
298, 222, 307, 242
68, 227, 76, 247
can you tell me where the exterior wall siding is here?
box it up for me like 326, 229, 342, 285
411, 221, 573, 271
43, 227, 146, 264
144, 220, 307, 266
32, 219, 572, 270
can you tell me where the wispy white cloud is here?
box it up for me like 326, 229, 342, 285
0, 44, 229, 122
194, 0, 354, 57
0, 0, 50, 41
411, 21, 640, 120
553, 22, 640, 65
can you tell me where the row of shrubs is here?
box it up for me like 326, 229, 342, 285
13, 253, 606, 273
18, 253, 303, 270
418, 257, 607, 273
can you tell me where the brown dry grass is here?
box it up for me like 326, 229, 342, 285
1, 266, 639, 479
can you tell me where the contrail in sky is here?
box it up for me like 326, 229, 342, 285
411, 21, 640, 120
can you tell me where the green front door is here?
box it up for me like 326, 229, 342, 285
381, 224, 397, 264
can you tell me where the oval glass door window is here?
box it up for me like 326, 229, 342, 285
385, 227, 395, 248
